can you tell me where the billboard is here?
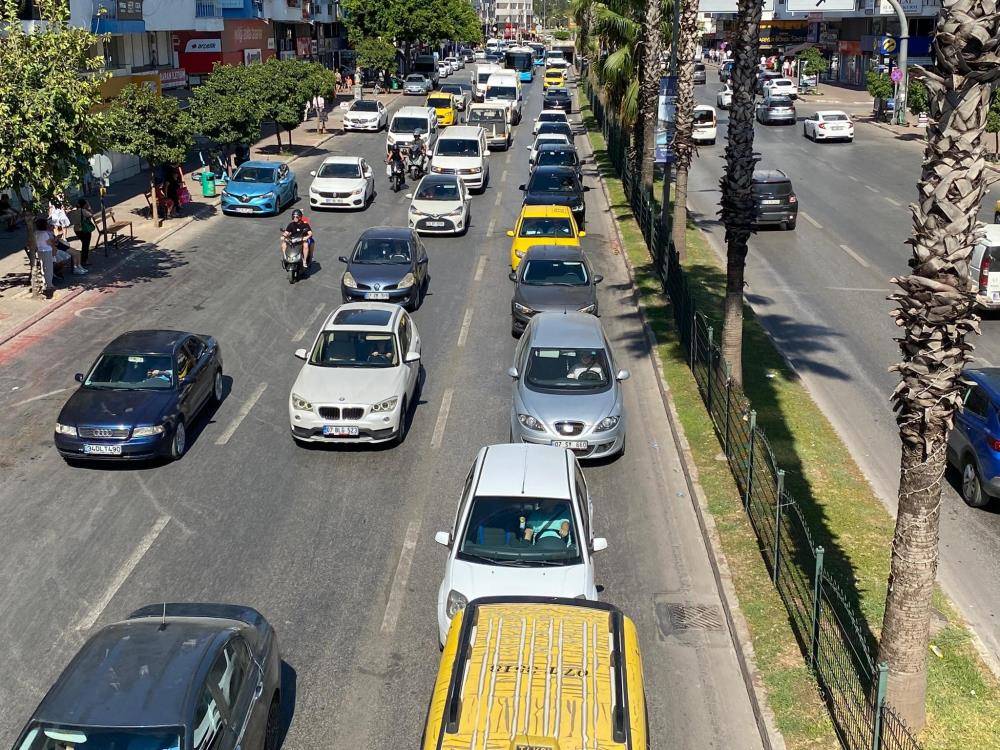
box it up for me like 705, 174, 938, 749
655, 76, 677, 165
785, 0, 857, 11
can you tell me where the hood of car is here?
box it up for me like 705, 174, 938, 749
410, 198, 464, 216
522, 191, 581, 209
515, 283, 595, 312
446, 558, 590, 602
346, 262, 412, 287
517, 380, 620, 429
311, 177, 366, 193
226, 181, 277, 197
292, 362, 407, 405
59, 386, 175, 427
432, 155, 482, 170
346, 111, 380, 121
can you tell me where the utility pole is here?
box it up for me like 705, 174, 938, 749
881, 0, 909, 126
660, 0, 682, 238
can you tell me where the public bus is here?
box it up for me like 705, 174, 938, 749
504, 46, 535, 82
528, 42, 546, 67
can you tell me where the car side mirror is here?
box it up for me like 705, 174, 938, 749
525, 146, 531, 150
594, 274, 604, 284
508, 271, 517, 281
310, 170, 316, 177
405, 193, 413, 199
434, 531, 451, 547
506, 230, 515, 237
338, 255, 349, 263
405, 351, 421, 363
507, 366, 519, 379
591, 537, 608, 552
294, 348, 308, 361
579, 230, 587, 237
583, 186, 591, 191
483, 149, 490, 156
518, 184, 526, 191
74, 372, 84, 383
616, 369, 631, 381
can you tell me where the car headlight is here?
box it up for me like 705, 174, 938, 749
133, 424, 165, 437
398, 272, 416, 289
431, 166, 445, 174
573, 203, 584, 212
594, 415, 620, 432
342, 271, 358, 289
518, 413, 545, 431
467, 166, 483, 174
221, 189, 231, 198
513, 302, 533, 314
410, 208, 427, 218
55, 423, 77, 436
291, 393, 313, 411
445, 207, 465, 217
446, 589, 468, 618
578, 303, 597, 314
372, 396, 399, 412
350, 187, 365, 196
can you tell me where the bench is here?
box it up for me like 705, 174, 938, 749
96, 211, 134, 256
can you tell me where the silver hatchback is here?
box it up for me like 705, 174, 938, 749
508, 312, 629, 460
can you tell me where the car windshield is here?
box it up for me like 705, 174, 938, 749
232, 167, 275, 183
85, 353, 174, 390
823, 113, 850, 121
441, 86, 462, 95
519, 217, 574, 238
352, 237, 412, 263
457, 496, 582, 565
406, 75, 425, 83
437, 139, 479, 157
16, 726, 181, 750
416, 180, 460, 200
521, 259, 588, 285
487, 86, 517, 98
546, 88, 568, 97
428, 96, 452, 107
524, 347, 611, 391
693, 109, 715, 124
538, 113, 565, 123
318, 162, 361, 178
528, 171, 579, 193
390, 117, 427, 133
469, 107, 505, 122
773, 79, 792, 86
477, 72, 493, 83
536, 150, 576, 168
310, 330, 398, 368
538, 123, 571, 137
769, 96, 792, 105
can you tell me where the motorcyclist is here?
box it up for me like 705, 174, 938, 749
409, 129, 426, 172
281, 209, 313, 269
386, 143, 405, 187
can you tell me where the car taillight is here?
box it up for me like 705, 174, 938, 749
788, 195, 797, 204
979, 255, 991, 291
988, 435, 1000, 452
818, 123, 826, 129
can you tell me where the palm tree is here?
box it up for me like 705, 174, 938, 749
718, 0, 764, 387
668, 0, 700, 258
637, 0, 665, 192
879, 3, 997, 730
590, 0, 643, 128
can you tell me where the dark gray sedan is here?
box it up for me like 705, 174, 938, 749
509, 245, 602, 336
339, 226, 429, 310
12, 604, 282, 750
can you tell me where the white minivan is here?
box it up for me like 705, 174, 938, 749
386, 105, 438, 154
472, 63, 501, 102
692, 104, 718, 145
430, 126, 490, 192
485, 72, 522, 124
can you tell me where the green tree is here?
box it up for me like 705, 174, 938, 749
191, 64, 262, 154
795, 47, 828, 77
354, 37, 399, 78
105, 84, 195, 226
0, 0, 108, 296
247, 58, 311, 149
866, 70, 894, 120
553, 29, 571, 40
907, 78, 928, 115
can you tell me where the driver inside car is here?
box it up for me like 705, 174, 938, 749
567, 351, 604, 381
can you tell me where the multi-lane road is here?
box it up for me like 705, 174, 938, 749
0, 73, 767, 749
688, 70, 1000, 665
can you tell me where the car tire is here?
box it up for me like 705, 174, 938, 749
263, 697, 280, 750
169, 420, 187, 461
961, 457, 992, 508
787, 218, 797, 230
211, 369, 224, 406
391, 396, 409, 446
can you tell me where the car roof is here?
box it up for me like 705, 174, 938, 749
538, 109, 568, 117
522, 244, 586, 261
33, 616, 238, 728
236, 160, 280, 170
439, 125, 483, 139
359, 225, 414, 240
104, 330, 191, 354
528, 311, 606, 349
536, 142, 576, 153
325, 302, 400, 330
320, 155, 362, 165
519, 204, 574, 219
816, 110, 849, 117
418, 174, 462, 187
530, 165, 578, 179
753, 169, 790, 184
965, 368, 1000, 397
476, 444, 572, 499
693, 104, 715, 112
981, 224, 1000, 246
395, 105, 434, 118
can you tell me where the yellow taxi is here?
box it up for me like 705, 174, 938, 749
422, 597, 649, 750
427, 92, 458, 127
507, 204, 585, 269
543, 67, 566, 90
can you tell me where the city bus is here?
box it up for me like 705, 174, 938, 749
504, 46, 535, 82
528, 42, 546, 67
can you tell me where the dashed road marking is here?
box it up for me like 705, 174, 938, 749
849, 175, 860, 182
487, 217, 497, 236
494, 191, 503, 207
293, 303, 325, 341
430, 388, 454, 449
380, 520, 421, 634
839, 244, 871, 269
799, 212, 822, 229
457, 307, 474, 348
864, 184, 878, 193
884, 196, 902, 207
215, 381, 267, 445
474, 255, 487, 281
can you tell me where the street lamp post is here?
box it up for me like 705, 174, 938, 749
881, 0, 909, 126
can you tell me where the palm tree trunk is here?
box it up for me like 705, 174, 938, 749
669, 0, 700, 258
638, 0, 663, 193
717, 0, 763, 387
150, 171, 161, 228
23, 205, 43, 298
879, 3, 994, 727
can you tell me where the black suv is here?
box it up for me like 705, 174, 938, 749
752, 170, 798, 230
520, 166, 590, 229
543, 87, 572, 112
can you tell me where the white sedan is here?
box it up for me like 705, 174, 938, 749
289, 303, 421, 446
438, 63, 450, 79
309, 156, 375, 210
407, 174, 471, 235
803, 110, 855, 142
527, 133, 572, 165
342, 99, 388, 131
716, 83, 732, 109
763, 77, 798, 98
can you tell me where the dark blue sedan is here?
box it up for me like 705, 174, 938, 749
54, 330, 223, 462
338, 226, 429, 310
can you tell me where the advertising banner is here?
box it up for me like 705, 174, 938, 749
655, 76, 677, 165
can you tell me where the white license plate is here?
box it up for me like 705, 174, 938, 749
552, 440, 588, 450
987, 272, 1000, 293
232, 207, 255, 214
84, 444, 122, 455
323, 425, 359, 437
761, 199, 781, 205
425, 221, 446, 227
365, 292, 390, 300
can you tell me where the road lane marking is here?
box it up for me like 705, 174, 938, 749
799, 212, 822, 229
11, 388, 67, 408
849, 175, 860, 182
430, 388, 454, 449
74, 515, 170, 631
864, 184, 878, 193
839, 244, 871, 269
215, 382, 267, 445
884, 196, 902, 207
380, 520, 421, 634
457, 307, 474, 348
474, 255, 487, 281
293, 303, 325, 341
501, 169, 508, 182
494, 191, 503, 206
487, 217, 497, 236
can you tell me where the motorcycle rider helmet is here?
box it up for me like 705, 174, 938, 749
291, 208, 304, 220
412, 128, 423, 140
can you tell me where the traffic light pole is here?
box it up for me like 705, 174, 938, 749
882, 0, 909, 126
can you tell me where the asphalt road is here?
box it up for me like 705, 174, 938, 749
687, 73, 1000, 665
0, 72, 765, 750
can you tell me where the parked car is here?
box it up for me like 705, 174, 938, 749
519, 165, 590, 229
947, 367, 1000, 506
763, 77, 798, 98
342, 98, 388, 131
11, 604, 282, 750
543, 86, 573, 112
221, 161, 297, 216
717, 83, 733, 109
403, 74, 432, 95
289, 303, 421, 445
970, 224, 1000, 310
692, 104, 718, 145
693, 62, 707, 84
407, 174, 472, 235
752, 169, 798, 230
509, 245, 602, 336
532, 142, 585, 180
533, 108, 570, 135
507, 205, 585, 270
508, 312, 628, 460
339, 226, 429, 309
756, 94, 796, 125
54, 330, 222, 462
803, 110, 855, 142
308, 156, 375, 210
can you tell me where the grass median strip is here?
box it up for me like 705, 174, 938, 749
581, 99, 1000, 750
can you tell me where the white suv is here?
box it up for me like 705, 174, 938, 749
433, 443, 607, 645
430, 126, 490, 192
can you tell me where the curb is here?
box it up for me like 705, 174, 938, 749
580, 98, 785, 750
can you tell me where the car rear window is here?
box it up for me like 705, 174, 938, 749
769, 95, 793, 105
753, 181, 793, 197
693, 109, 715, 125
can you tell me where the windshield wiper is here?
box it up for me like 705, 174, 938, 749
460, 552, 524, 566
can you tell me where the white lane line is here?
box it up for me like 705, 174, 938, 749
474, 255, 487, 281
11, 388, 68, 408
829, 163, 843, 172
501, 169, 508, 182
457, 307, 474, 348
293, 303, 325, 342
74, 515, 170, 631
380, 520, 421, 634
839, 244, 871, 269
884, 196, 902, 207
799, 211, 822, 229
430, 388, 454, 449
494, 191, 503, 207
487, 217, 497, 236
864, 184, 879, 194
848, 175, 860, 182
215, 382, 267, 445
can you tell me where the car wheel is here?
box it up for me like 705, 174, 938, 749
787, 218, 797, 230
263, 697, 280, 750
961, 457, 992, 508
211, 369, 224, 405
169, 420, 187, 460
392, 397, 409, 446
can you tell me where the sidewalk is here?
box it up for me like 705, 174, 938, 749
0, 91, 402, 345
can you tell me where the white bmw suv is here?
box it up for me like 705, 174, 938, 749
433, 443, 607, 645
289, 303, 421, 445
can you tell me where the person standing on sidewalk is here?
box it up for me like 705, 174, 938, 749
74, 198, 96, 268
33, 217, 56, 296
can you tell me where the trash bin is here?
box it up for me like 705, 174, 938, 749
199, 171, 216, 198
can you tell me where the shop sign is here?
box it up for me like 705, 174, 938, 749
159, 68, 188, 89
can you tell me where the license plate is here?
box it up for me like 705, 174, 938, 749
426, 221, 446, 227
232, 207, 254, 214
365, 292, 390, 300
987, 273, 1000, 293
553, 440, 588, 450
84, 444, 122, 455
761, 199, 781, 205
323, 425, 359, 437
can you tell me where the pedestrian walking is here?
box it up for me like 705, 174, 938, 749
73, 198, 96, 268
311, 94, 327, 133
33, 217, 55, 295
335, 69, 342, 93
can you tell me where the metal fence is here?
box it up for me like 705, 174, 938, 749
584, 79, 922, 750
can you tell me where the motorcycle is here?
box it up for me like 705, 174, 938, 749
387, 159, 405, 192
407, 149, 427, 181
281, 235, 307, 284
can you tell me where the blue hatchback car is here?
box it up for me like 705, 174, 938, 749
947, 368, 1000, 507
221, 160, 297, 216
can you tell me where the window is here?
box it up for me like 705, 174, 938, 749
458, 496, 582, 565
398, 313, 411, 355
454, 465, 476, 536
176, 347, 196, 383
310, 330, 398, 368
208, 638, 250, 709
193, 688, 224, 750
317, 162, 361, 178
524, 347, 611, 392
965, 386, 990, 418
518, 217, 574, 238
86, 353, 174, 390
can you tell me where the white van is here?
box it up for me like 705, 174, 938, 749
484, 72, 522, 124
472, 63, 501, 102
692, 104, 718, 145
430, 126, 490, 192
386, 105, 438, 154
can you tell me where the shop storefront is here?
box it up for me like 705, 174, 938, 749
221, 19, 276, 67
759, 20, 808, 54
